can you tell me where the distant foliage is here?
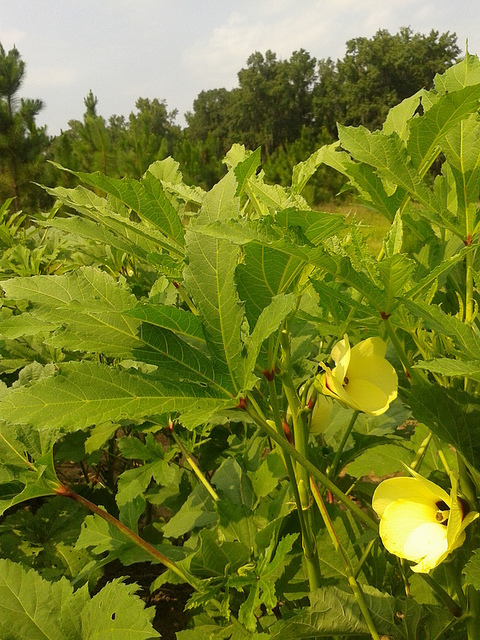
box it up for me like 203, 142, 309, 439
0, 27, 463, 213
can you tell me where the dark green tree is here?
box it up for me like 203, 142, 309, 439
116, 98, 181, 177
0, 43, 49, 210
313, 27, 460, 135
232, 49, 317, 156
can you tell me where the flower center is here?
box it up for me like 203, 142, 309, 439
435, 500, 450, 526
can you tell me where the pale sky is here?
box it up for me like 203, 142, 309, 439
1, 0, 478, 136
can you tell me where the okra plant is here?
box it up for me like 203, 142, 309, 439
1, 53, 480, 639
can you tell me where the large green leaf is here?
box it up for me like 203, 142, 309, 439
441, 114, 480, 234
407, 83, 480, 177
51, 163, 185, 247
402, 299, 480, 360
133, 323, 235, 395
43, 183, 183, 259
434, 52, 480, 93
338, 125, 436, 212
407, 385, 480, 471
124, 303, 205, 343
0, 424, 60, 516
267, 586, 398, 639
300, 143, 405, 221
0, 558, 85, 639
0, 362, 234, 431
81, 579, 160, 639
0, 559, 160, 640
184, 172, 248, 391
1, 267, 142, 357
237, 242, 303, 326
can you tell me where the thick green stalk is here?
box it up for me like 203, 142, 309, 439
279, 330, 322, 591
244, 404, 378, 532
310, 478, 380, 640
466, 586, 480, 640
265, 379, 321, 592
465, 249, 475, 325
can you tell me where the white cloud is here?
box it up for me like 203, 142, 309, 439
182, 0, 427, 90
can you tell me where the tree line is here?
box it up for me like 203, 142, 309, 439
0, 27, 460, 211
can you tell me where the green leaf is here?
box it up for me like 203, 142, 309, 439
124, 303, 205, 343
442, 114, 480, 233
338, 125, 437, 212
267, 585, 398, 638
116, 458, 176, 507
276, 208, 346, 245
0, 424, 60, 516
382, 90, 426, 141
0, 558, 86, 639
377, 253, 415, 313
234, 147, 262, 196
162, 484, 217, 538
133, 323, 234, 395
0, 497, 92, 582
80, 579, 160, 639
1, 267, 142, 358
213, 458, 255, 509
463, 549, 480, 589
52, 163, 185, 247
415, 357, 480, 381
184, 172, 248, 391
0, 361, 234, 432
147, 157, 205, 207
244, 293, 296, 383
407, 385, 480, 471
407, 84, 480, 177
43, 183, 183, 259
237, 242, 304, 326
0, 559, 160, 639
190, 529, 250, 578
434, 52, 480, 92
402, 299, 480, 359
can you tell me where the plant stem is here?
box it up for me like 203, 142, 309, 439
265, 378, 321, 592
328, 410, 360, 480
244, 403, 378, 532
466, 586, 480, 640
465, 248, 474, 325
410, 431, 432, 471
279, 329, 322, 591
310, 477, 380, 640
170, 430, 219, 502
55, 483, 201, 590
382, 315, 425, 385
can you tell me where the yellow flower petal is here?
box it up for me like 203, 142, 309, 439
343, 378, 390, 416
319, 335, 398, 415
347, 354, 398, 404
331, 335, 350, 383
373, 473, 477, 573
372, 477, 450, 518
379, 499, 443, 563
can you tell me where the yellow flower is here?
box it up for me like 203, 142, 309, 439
317, 335, 398, 416
372, 470, 478, 573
